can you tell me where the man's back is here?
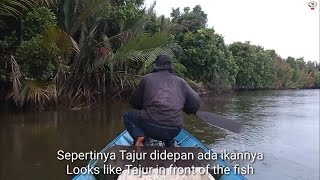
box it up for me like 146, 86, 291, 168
130, 70, 201, 127
124, 54, 201, 146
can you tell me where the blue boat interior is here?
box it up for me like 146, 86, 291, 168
73, 129, 247, 180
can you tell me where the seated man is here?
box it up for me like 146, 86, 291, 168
123, 55, 201, 147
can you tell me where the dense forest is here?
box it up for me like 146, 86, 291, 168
0, 0, 319, 109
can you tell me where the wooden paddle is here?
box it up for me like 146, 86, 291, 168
196, 111, 244, 133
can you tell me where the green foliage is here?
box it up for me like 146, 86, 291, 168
62, 0, 111, 36
92, 32, 174, 75
0, 31, 18, 53
16, 35, 60, 80
56, 0, 176, 105
145, 14, 161, 34
23, 6, 57, 40
171, 5, 207, 32
0, 0, 56, 23
175, 28, 237, 87
1, 2, 320, 108
172, 62, 187, 77
178, 30, 213, 81
145, 14, 175, 35
282, 56, 318, 88
229, 42, 275, 89
0, 31, 19, 80
41, 23, 79, 58
274, 58, 293, 88
170, 5, 237, 92
113, 2, 143, 27
267, 51, 319, 89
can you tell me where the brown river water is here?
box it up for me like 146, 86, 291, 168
0, 89, 319, 180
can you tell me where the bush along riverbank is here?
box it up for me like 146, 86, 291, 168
1, 1, 319, 110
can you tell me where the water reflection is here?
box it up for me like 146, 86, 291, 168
0, 100, 129, 180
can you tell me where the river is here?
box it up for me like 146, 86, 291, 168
0, 89, 319, 180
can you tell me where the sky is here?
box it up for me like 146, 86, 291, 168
145, 0, 320, 62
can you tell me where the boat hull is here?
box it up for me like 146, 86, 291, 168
72, 129, 247, 180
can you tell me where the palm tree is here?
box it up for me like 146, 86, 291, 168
7, 0, 177, 108
58, 0, 176, 106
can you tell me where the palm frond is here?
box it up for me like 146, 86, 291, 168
121, 32, 171, 53
131, 0, 156, 36
36, 0, 59, 7
8, 54, 57, 106
135, 47, 175, 74
158, 15, 176, 33
90, 32, 172, 72
17, 80, 57, 106
0, 0, 33, 18
63, 0, 110, 35
104, 1, 156, 45
109, 71, 141, 88
0, 0, 58, 28
9, 55, 22, 104
42, 23, 80, 54
112, 32, 173, 63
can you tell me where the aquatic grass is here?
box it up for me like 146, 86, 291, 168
10, 79, 57, 107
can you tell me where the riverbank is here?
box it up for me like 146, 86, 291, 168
194, 82, 320, 98
1, 82, 319, 112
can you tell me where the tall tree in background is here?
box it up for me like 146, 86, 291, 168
171, 5, 207, 32
229, 42, 274, 89
170, 5, 237, 92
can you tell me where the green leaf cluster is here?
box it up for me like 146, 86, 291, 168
229, 42, 275, 89
16, 35, 60, 80
170, 6, 237, 90
23, 6, 57, 40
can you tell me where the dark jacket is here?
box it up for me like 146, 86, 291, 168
130, 70, 201, 127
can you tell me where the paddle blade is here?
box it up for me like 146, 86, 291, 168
196, 111, 243, 133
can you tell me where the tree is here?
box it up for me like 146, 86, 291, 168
171, 5, 207, 33
229, 42, 274, 89
175, 28, 237, 88
170, 5, 237, 91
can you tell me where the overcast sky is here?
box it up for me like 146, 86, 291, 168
145, 0, 320, 62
